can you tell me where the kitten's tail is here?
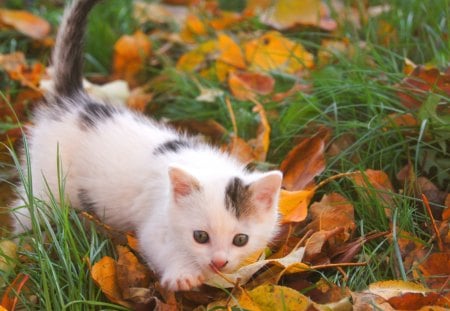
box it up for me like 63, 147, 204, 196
52, 0, 100, 98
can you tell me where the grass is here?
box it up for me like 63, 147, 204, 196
1, 0, 449, 308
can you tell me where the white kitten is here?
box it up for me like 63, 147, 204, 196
11, 0, 282, 291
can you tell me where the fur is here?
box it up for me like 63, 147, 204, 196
11, 0, 282, 291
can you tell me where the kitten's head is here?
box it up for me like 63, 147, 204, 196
167, 165, 282, 276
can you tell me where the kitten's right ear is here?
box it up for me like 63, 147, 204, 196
168, 166, 200, 202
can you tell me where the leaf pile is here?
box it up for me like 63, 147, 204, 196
0, 0, 449, 310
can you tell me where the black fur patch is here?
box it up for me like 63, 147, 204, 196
153, 139, 193, 155
225, 177, 252, 218
78, 188, 96, 213
79, 102, 116, 128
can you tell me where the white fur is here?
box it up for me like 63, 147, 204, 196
12, 100, 282, 291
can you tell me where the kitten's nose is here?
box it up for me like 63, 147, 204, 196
211, 259, 228, 269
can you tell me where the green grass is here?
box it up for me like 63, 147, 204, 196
0, 0, 449, 308
2, 141, 124, 310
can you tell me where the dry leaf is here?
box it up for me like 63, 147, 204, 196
278, 189, 313, 223
228, 71, 275, 101
245, 31, 314, 74
280, 128, 329, 191
113, 31, 152, 87
259, 0, 337, 31
415, 252, 450, 292
0, 240, 17, 288
206, 247, 306, 288
91, 256, 132, 308
180, 13, 207, 43
248, 102, 272, 161
0, 9, 50, 39
352, 169, 395, 207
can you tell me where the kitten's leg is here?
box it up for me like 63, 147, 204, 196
10, 198, 32, 235
160, 255, 205, 291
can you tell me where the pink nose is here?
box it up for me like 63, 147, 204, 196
211, 259, 228, 269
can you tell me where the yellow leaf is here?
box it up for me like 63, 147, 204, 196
217, 33, 246, 69
180, 13, 207, 43
0, 240, 18, 287
279, 189, 314, 223
245, 31, 314, 74
176, 40, 217, 72
259, 0, 337, 31
0, 9, 51, 39
247, 284, 312, 311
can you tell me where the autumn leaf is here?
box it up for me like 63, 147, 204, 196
180, 13, 207, 43
245, 31, 314, 74
352, 169, 395, 207
278, 189, 313, 223
0, 9, 50, 40
228, 71, 275, 101
91, 256, 132, 308
259, 0, 337, 31
280, 128, 329, 191
113, 31, 152, 87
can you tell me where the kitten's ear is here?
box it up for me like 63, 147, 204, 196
168, 166, 201, 202
249, 171, 282, 210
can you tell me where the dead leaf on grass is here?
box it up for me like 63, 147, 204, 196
0, 9, 50, 40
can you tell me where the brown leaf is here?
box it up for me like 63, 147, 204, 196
228, 71, 275, 101
227, 136, 256, 165
304, 227, 345, 264
0, 9, 50, 39
416, 252, 450, 292
305, 193, 356, 243
352, 169, 395, 207
247, 102, 271, 162
116, 245, 152, 302
280, 128, 329, 191
396, 65, 450, 109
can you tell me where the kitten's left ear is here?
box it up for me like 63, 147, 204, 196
249, 171, 282, 210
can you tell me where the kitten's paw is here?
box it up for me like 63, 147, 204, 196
162, 271, 205, 291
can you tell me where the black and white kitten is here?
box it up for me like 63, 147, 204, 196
11, 0, 282, 291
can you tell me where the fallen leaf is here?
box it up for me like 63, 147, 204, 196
127, 86, 153, 112
0, 240, 17, 288
280, 128, 329, 191
396, 64, 450, 110
228, 71, 275, 101
307, 193, 355, 234
352, 169, 395, 207
227, 136, 256, 165
0, 273, 29, 311
0, 9, 51, 39
415, 252, 450, 292
259, 0, 337, 31
206, 247, 306, 288
116, 246, 152, 302
180, 13, 207, 43
248, 102, 271, 161
113, 31, 152, 87
245, 31, 314, 74
278, 189, 313, 223
91, 256, 132, 308
209, 11, 243, 30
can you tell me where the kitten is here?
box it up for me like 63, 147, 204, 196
11, 0, 282, 291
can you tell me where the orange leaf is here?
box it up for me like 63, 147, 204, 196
227, 136, 256, 165
1, 273, 29, 311
248, 102, 271, 162
113, 31, 152, 87
245, 31, 314, 73
209, 11, 243, 30
352, 169, 395, 206
91, 256, 132, 308
416, 252, 450, 291
217, 33, 246, 69
278, 189, 313, 223
0, 9, 50, 39
228, 71, 274, 101
176, 40, 217, 72
180, 14, 207, 43
280, 128, 329, 191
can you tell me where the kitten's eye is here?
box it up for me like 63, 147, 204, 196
233, 233, 249, 247
193, 230, 209, 244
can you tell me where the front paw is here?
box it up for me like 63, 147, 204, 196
161, 271, 205, 291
